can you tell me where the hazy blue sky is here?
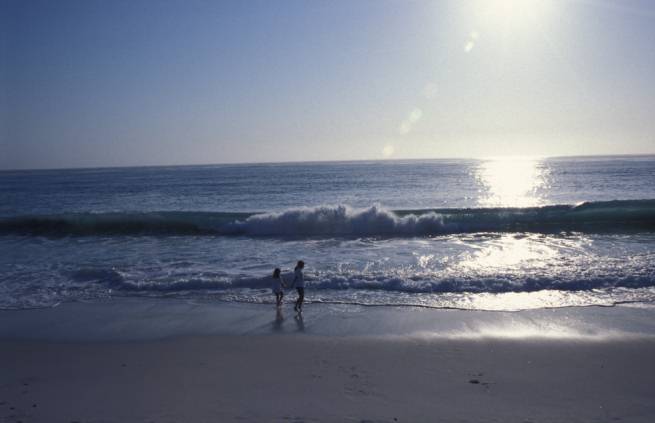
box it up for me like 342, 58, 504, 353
2, 0, 654, 169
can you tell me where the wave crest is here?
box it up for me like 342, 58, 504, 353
223, 205, 447, 236
1, 200, 654, 237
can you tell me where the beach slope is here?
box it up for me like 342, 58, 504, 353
1, 301, 654, 422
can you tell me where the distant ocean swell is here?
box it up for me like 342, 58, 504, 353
2, 200, 655, 237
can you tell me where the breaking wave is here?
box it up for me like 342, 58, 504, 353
2, 200, 654, 237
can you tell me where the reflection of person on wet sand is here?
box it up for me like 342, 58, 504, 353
294, 313, 304, 332
272, 308, 284, 332
271, 268, 286, 308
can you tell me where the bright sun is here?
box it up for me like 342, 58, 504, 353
474, 0, 552, 29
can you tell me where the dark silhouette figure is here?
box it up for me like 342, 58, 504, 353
293, 260, 305, 313
272, 268, 286, 308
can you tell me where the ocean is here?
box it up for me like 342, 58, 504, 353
2, 155, 654, 311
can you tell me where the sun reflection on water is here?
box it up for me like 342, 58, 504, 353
456, 234, 558, 271
443, 233, 586, 311
475, 157, 550, 207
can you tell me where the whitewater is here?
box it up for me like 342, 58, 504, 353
2, 156, 655, 310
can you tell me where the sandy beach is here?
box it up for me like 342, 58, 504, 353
2, 300, 655, 423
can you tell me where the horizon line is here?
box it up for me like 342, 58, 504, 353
2, 152, 655, 173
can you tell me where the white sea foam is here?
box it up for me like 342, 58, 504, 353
225, 205, 447, 236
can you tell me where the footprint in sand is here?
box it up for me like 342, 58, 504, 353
340, 365, 374, 397
468, 372, 494, 390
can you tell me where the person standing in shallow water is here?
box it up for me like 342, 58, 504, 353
272, 268, 286, 308
292, 260, 305, 313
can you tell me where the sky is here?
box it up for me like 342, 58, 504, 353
1, 0, 654, 169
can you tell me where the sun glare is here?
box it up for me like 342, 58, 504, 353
474, 157, 549, 207
474, 0, 552, 30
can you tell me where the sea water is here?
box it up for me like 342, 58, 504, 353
1, 156, 654, 311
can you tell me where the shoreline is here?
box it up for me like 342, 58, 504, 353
2, 297, 655, 342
